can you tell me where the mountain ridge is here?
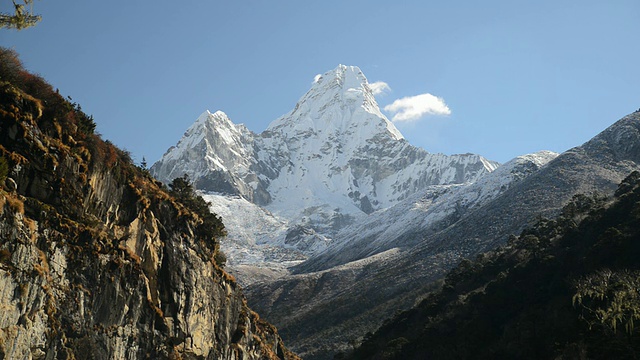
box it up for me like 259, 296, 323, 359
150, 64, 640, 359
152, 65, 499, 214
344, 169, 640, 360
245, 110, 640, 359
0, 48, 299, 360
151, 64, 499, 274
294, 149, 559, 273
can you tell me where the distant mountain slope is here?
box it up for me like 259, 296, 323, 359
151, 110, 269, 204
246, 111, 640, 360
295, 150, 558, 273
151, 64, 498, 279
0, 48, 298, 360
152, 65, 498, 219
345, 170, 640, 360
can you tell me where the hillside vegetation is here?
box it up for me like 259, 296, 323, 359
0, 47, 298, 359
344, 168, 640, 360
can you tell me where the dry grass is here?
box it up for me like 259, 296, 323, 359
6, 195, 24, 214
0, 193, 6, 214
33, 249, 50, 278
120, 243, 142, 265
24, 217, 37, 241
0, 248, 11, 264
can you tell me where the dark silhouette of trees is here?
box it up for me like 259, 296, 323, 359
169, 174, 226, 264
345, 171, 640, 360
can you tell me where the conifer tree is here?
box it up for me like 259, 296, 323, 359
1, 1, 41, 30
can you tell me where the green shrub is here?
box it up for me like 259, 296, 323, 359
214, 250, 227, 268
169, 174, 226, 246
573, 269, 640, 334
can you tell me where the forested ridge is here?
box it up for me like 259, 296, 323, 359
344, 170, 640, 360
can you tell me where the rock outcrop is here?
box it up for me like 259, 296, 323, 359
0, 48, 298, 360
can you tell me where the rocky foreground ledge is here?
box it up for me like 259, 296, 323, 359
0, 48, 299, 360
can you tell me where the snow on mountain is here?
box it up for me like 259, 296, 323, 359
201, 192, 334, 286
296, 150, 559, 272
260, 65, 499, 225
151, 110, 271, 205
246, 112, 640, 359
151, 64, 500, 274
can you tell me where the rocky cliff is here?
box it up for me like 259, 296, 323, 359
0, 48, 298, 360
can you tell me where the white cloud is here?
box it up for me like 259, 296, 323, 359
369, 81, 391, 96
383, 93, 451, 122
313, 74, 322, 83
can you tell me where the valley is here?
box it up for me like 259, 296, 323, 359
152, 64, 640, 359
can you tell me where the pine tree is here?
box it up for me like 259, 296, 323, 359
1, 1, 42, 30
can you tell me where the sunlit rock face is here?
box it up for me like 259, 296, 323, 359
0, 75, 298, 360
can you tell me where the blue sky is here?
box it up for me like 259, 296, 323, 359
1, 1, 639, 164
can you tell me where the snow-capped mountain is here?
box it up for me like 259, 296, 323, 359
150, 110, 270, 205
259, 66, 498, 226
295, 150, 559, 273
246, 111, 640, 360
151, 64, 499, 275
150, 64, 640, 359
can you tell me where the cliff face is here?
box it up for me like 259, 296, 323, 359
0, 49, 298, 360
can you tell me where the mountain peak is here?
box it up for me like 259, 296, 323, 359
314, 64, 367, 87
197, 109, 231, 126
309, 64, 371, 101
209, 109, 230, 119
154, 64, 499, 237
267, 65, 403, 141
